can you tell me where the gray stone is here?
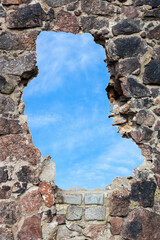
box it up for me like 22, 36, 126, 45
0, 7, 5, 17
81, 16, 109, 33
143, 60, 160, 85
66, 206, 82, 221
44, 0, 76, 8
85, 193, 104, 205
112, 19, 141, 36
85, 206, 106, 221
0, 76, 14, 94
6, 3, 44, 29
63, 194, 82, 205
0, 95, 15, 113
0, 54, 37, 77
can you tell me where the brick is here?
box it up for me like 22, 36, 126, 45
66, 206, 82, 221
84, 193, 104, 205
85, 206, 106, 221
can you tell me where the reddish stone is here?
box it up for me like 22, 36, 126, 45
0, 134, 41, 165
147, 25, 160, 40
121, 6, 140, 18
109, 189, 130, 217
122, 209, 160, 240
0, 201, 20, 224
136, 110, 155, 127
81, 0, 114, 16
17, 215, 42, 240
0, 227, 14, 240
21, 189, 42, 214
39, 181, 54, 207
130, 126, 153, 143
56, 215, 66, 225
110, 217, 124, 235
0, 186, 11, 199
54, 10, 79, 34
0, 31, 39, 51
0, 117, 22, 135
83, 224, 106, 239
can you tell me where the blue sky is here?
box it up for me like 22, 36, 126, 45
23, 32, 142, 190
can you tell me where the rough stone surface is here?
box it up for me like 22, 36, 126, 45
109, 190, 130, 217
21, 189, 43, 214
85, 193, 104, 205
110, 217, 124, 235
17, 215, 42, 240
39, 181, 54, 207
131, 180, 156, 207
85, 206, 106, 221
1, 0, 160, 238
122, 209, 160, 240
66, 206, 83, 220
83, 224, 106, 239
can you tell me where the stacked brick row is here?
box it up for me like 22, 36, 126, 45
0, 0, 160, 239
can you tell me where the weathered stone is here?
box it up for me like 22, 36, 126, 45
147, 25, 160, 40
39, 156, 56, 182
12, 182, 27, 195
0, 54, 37, 77
115, 58, 141, 78
143, 8, 160, 20
143, 60, 160, 85
81, 16, 109, 33
0, 167, 8, 183
130, 126, 153, 143
0, 227, 14, 240
17, 215, 42, 240
17, 166, 35, 183
151, 88, 159, 98
21, 189, 42, 214
81, 0, 115, 16
131, 180, 156, 207
0, 201, 20, 224
0, 6, 5, 17
0, 76, 14, 94
155, 120, 160, 131
0, 31, 39, 51
136, 110, 155, 127
0, 95, 15, 113
0, 134, 41, 165
122, 209, 160, 239
64, 194, 81, 205
134, 0, 160, 7
121, 78, 150, 98
109, 189, 130, 217
85, 193, 104, 205
56, 215, 66, 225
56, 225, 79, 240
121, 6, 140, 18
0, 118, 22, 135
153, 108, 160, 116
107, 37, 147, 61
0, 186, 11, 199
83, 224, 106, 239
54, 10, 79, 34
2, 0, 31, 4
6, 4, 44, 29
66, 222, 82, 233
39, 181, 54, 207
66, 206, 82, 221
85, 206, 106, 221
110, 217, 124, 235
112, 19, 141, 36
44, 0, 76, 8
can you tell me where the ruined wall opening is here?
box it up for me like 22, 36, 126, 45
23, 31, 142, 190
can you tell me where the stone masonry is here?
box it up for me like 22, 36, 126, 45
0, 0, 160, 239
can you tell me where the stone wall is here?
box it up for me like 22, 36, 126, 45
0, 0, 160, 239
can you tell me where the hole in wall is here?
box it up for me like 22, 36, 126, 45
23, 31, 142, 190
